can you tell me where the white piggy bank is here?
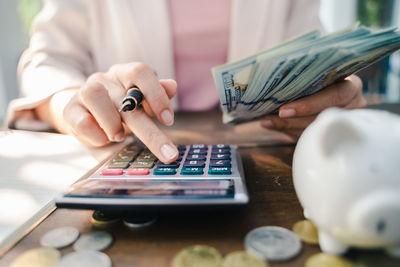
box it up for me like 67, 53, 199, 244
292, 108, 400, 257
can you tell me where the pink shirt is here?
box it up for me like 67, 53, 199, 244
168, 0, 231, 111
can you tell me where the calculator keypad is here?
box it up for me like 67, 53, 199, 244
100, 144, 235, 177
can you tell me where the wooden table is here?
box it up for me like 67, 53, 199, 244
1, 109, 399, 267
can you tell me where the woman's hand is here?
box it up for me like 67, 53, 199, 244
260, 75, 367, 138
36, 62, 179, 163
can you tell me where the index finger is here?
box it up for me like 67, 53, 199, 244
121, 108, 178, 164
112, 63, 174, 126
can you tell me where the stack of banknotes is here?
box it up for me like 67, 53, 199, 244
212, 23, 400, 124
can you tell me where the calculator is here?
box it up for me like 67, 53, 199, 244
56, 142, 249, 212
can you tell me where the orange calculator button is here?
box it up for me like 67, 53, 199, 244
101, 168, 123, 175
127, 168, 150, 175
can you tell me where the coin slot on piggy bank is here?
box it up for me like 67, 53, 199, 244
292, 108, 400, 257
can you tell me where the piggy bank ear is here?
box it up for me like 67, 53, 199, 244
320, 118, 362, 157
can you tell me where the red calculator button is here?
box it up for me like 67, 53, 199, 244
127, 168, 150, 175
101, 168, 123, 175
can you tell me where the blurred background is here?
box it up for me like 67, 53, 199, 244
0, 0, 399, 123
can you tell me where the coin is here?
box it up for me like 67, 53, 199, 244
73, 231, 113, 251
54, 251, 112, 267
10, 247, 61, 267
91, 210, 121, 227
171, 245, 222, 267
122, 213, 158, 228
305, 253, 355, 267
292, 220, 319, 245
40, 226, 80, 248
221, 251, 269, 267
245, 226, 302, 261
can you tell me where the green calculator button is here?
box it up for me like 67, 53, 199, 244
124, 146, 142, 152
108, 161, 130, 169
119, 152, 139, 157
131, 161, 154, 168
140, 150, 154, 156
154, 167, 177, 175
137, 154, 157, 161
208, 167, 232, 175
180, 167, 204, 175
113, 155, 135, 162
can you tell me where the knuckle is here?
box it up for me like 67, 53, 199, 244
147, 131, 159, 144
108, 64, 122, 74
350, 80, 363, 98
279, 120, 290, 130
146, 129, 160, 146
334, 85, 352, 105
293, 102, 307, 115
352, 75, 363, 93
108, 120, 123, 136
150, 94, 166, 108
74, 114, 95, 134
87, 72, 105, 85
271, 117, 286, 130
82, 81, 108, 101
128, 62, 151, 79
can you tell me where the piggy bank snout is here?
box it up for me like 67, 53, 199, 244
349, 191, 400, 244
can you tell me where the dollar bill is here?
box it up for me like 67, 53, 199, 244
212, 30, 320, 114
212, 24, 400, 124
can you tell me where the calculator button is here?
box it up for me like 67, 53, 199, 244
211, 148, 231, 154
208, 167, 232, 175
212, 144, 229, 149
137, 154, 157, 161
177, 145, 187, 151
210, 160, 231, 167
180, 167, 204, 175
186, 154, 206, 161
101, 168, 123, 175
119, 152, 139, 157
179, 151, 186, 156
131, 161, 154, 168
183, 160, 206, 168
188, 149, 208, 155
210, 153, 231, 160
140, 150, 153, 156
124, 146, 142, 152
127, 168, 150, 175
153, 167, 177, 175
108, 161, 130, 169
190, 144, 206, 149
113, 155, 135, 162
113, 156, 135, 162
156, 161, 180, 168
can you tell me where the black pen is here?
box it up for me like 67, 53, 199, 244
119, 86, 144, 112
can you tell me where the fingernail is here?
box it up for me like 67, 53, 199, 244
161, 144, 178, 160
113, 131, 125, 142
279, 108, 296, 118
261, 120, 274, 128
161, 109, 174, 126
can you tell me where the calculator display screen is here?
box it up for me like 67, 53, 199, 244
65, 179, 234, 199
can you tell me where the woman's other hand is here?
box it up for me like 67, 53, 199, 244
260, 75, 366, 138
